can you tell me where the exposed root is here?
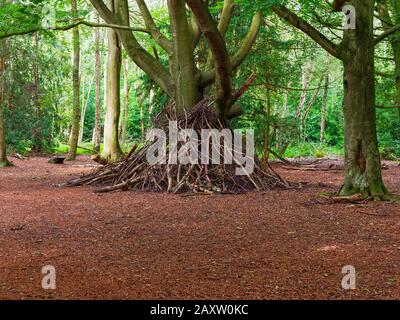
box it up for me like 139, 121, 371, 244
66, 99, 295, 194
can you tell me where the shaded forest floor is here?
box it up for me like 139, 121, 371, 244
0, 156, 399, 300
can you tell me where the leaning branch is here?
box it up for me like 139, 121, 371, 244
231, 12, 262, 69
186, 0, 232, 115
374, 23, 400, 46
90, 0, 174, 97
218, 0, 235, 38
271, 4, 343, 60
135, 0, 173, 53
0, 20, 150, 39
201, 12, 262, 87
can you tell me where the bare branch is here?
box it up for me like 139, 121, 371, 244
374, 23, 400, 46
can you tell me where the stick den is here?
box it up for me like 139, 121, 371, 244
146, 121, 255, 176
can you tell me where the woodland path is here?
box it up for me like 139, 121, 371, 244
0, 156, 399, 299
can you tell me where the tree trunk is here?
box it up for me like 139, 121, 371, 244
167, 0, 200, 111
302, 76, 323, 141
320, 74, 329, 143
32, 33, 42, 152
121, 59, 130, 144
67, 0, 81, 160
339, 0, 387, 198
273, 0, 389, 199
139, 94, 144, 139
102, 0, 123, 162
93, 14, 102, 153
0, 38, 11, 167
78, 76, 93, 145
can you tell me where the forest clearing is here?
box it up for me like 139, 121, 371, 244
0, 156, 399, 299
1, 0, 400, 304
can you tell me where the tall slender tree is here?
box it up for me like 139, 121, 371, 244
101, 0, 123, 161
93, 14, 102, 153
121, 58, 130, 144
68, 0, 81, 160
320, 74, 329, 143
0, 38, 11, 167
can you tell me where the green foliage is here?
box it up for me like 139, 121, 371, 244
1, 0, 399, 164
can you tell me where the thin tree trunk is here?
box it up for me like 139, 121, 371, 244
302, 75, 323, 141
320, 74, 329, 142
139, 94, 144, 139
296, 62, 313, 140
121, 59, 130, 144
102, 0, 123, 161
0, 38, 11, 167
78, 74, 85, 145
262, 86, 272, 168
67, 0, 81, 160
281, 81, 290, 118
32, 33, 42, 151
93, 14, 102, 153
78, 76, 94, 144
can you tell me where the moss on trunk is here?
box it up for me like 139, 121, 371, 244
340, 0, 389, 199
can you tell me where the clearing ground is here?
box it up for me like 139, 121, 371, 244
0, 156, 399, 299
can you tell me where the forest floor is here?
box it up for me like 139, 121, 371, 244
0, 155, 399, 300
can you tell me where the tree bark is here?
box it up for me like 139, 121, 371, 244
121, 59, 130, 144
320, 74, 329, 143
102, 0, 123, 162
339, 0, 386, 198
168, 0, 200, 111
139, 94, 144, 139
93, 18, 102, 153
273, 0, 389, 199
68, 0, 81, 160
0, 38, 11, 167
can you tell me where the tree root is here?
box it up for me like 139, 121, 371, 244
324, 188, 400, 203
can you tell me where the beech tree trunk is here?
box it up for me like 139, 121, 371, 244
167, 0, 200, 111
339, 0, 386, 198
102, 0, 123, 161
0, 38, 11, 167
273, 0, 390, 199
67, 0, 81, 160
